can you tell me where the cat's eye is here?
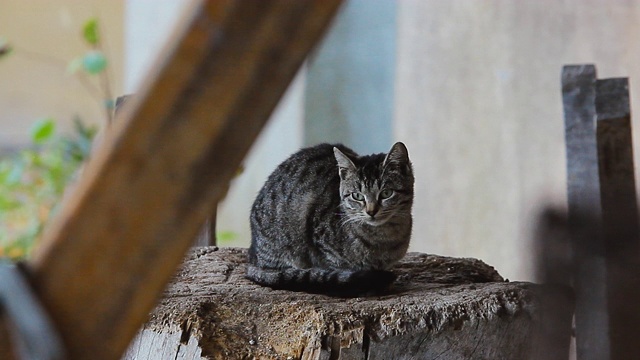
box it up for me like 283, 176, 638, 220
351, 192, 365, 201
379, 189, 394, 199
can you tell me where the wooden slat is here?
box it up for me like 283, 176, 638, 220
561, 64, 610, 360
194, 217, 217, 247
20, 1, 342, 359
595, 77, 640, 359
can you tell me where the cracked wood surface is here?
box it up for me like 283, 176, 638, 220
124, 247, 573, 360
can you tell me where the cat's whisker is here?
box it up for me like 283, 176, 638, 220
338, 218, 352, 229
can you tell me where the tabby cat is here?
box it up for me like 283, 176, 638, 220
246, 142, 414, 296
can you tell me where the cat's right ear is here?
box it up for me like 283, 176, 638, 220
383, 142, 410, 167
334, 147, 356, 180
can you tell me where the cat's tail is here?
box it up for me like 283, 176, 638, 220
245, 265, 397, 296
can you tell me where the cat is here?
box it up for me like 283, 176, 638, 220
246, 142, 414, 296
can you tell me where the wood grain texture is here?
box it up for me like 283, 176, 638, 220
116, 94, 217, 247
595, 77, 640, 360
20, 1, 343, 359
563, 68, 640, 359
125, 247, 574, 360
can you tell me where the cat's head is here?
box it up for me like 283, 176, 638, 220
334, 142, 414, 226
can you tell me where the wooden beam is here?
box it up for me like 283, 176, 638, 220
116, 94, 217, 247
563, 66, 640, 359
596, 78, 638, 254
194, 217, 217, 246
595, 77, 640, 359
561, 64, 610, 360
20, 1, 342, 359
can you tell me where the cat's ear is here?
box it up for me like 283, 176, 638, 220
334, 147, 356, 180
383, 142, 409, 167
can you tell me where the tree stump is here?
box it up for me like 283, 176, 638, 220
123, 247, 573, 360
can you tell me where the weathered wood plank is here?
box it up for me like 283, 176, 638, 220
116, 93, 217, 247
194, 218, 216, 247
595, 78, 638, 252
116, 94, 218, 247
561, 64, 609, 360
595, 77, 640, 359
20, 1, 343, 359
125, 247, 574, 360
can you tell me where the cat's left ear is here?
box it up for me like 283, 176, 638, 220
383, 142, 410, 167
334, 147, 356, 180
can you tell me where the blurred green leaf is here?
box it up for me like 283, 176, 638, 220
0, 160, 12, 183
82, 50, 107, 74
30, 118, 56, 143
0, 195, 20, 211
67, 57, 83, 74
82, 18, 99, 45
216, 231, 238, 243
0, 18, 104, 260
73, 116, 96, 138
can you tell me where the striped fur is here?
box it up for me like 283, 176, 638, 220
247, 142, 414, 296
246, 265, 397, 296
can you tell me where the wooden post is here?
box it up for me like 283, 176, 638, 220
116, 95, 217, 247
561, 64, 609, 360
194, 217, 217, 247
562, 65, 640, 359
595, 77, 640, 359
5, 1, 343, 359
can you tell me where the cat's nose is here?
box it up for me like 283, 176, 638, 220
366, 207, 379, 217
